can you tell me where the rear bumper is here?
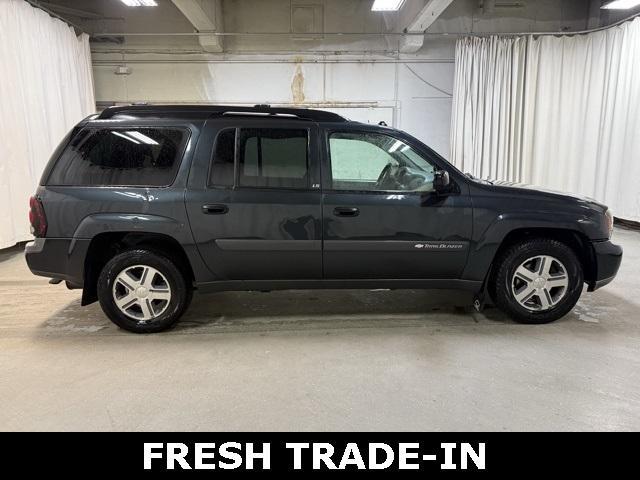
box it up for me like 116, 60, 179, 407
588, 239, 623, 291
25, 238, 90, 289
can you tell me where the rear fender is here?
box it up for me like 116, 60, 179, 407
74, 213, 210, 305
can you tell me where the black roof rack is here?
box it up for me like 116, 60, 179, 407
96, 104, 347, 122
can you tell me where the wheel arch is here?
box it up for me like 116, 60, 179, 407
486, 227, 596, 300
81, 231, 196, 306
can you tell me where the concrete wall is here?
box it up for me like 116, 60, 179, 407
87, 0, 593, 158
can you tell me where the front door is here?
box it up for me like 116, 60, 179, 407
186, 119, 322, 281
321, 128, 472, 279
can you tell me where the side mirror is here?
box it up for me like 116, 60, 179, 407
433, 170, 451, 193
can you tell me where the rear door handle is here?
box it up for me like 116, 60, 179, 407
333, 207, 360, 217
202, 204, 229, 215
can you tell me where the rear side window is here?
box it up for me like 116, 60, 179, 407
238, 128, 308, 189
47, 127, 188, 187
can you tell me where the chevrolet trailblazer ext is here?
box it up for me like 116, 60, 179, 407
25, 105, 622, 333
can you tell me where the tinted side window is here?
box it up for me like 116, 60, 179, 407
238, 128, 308, 189
209, 128, 235, 187
47, 128, 188, 187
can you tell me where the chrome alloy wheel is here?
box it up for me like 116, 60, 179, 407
511, 255, 569, 312
112, 265, 171, 322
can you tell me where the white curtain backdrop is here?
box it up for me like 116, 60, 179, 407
0, 0, 95, 249
451, 18, 640, 222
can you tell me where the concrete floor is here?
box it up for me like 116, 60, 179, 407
0, 227, 639, 431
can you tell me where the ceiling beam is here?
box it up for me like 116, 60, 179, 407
171, 0, 223, 53
38, 1, 103, 19
400, 0, 454, 53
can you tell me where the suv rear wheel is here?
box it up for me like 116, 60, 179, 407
97, 249, 192, 333
494, 238, 584, 324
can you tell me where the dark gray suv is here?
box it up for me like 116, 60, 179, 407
25, 105, 622, 333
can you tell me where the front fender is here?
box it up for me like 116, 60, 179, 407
462, 211, 597, 282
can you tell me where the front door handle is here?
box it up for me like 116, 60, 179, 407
202, 204, 229, 215
333, 207, 360, 217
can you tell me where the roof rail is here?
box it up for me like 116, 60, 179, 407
96, 104, 347, 122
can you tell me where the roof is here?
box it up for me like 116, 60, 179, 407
97, 104, 348, 123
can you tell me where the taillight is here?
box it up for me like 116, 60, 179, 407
605, 209, 614, 239
29, 196, 47, 237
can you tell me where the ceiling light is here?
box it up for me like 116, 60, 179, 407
601, 0, 640, 9
120, 0, 158, 7
371, 0, 406, 12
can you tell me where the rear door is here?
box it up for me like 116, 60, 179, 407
186, 118, 322, 281
321, 127, 473, 279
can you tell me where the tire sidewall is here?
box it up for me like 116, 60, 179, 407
97, 249, 189, 333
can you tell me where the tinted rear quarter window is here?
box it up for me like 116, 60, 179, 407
47, 127, 188, 187
208, 128, 236, 187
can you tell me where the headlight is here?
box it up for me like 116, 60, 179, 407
605, 209, 614, 239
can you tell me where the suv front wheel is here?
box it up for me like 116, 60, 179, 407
97, 249, 192, 333
494, 238, 584, 324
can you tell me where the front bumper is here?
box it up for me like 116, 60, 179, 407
25, 238, 90, 289
589, 239, 623, 291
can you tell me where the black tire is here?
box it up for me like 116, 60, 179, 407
494, 238, 583, 324
97, 249, 192, 333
